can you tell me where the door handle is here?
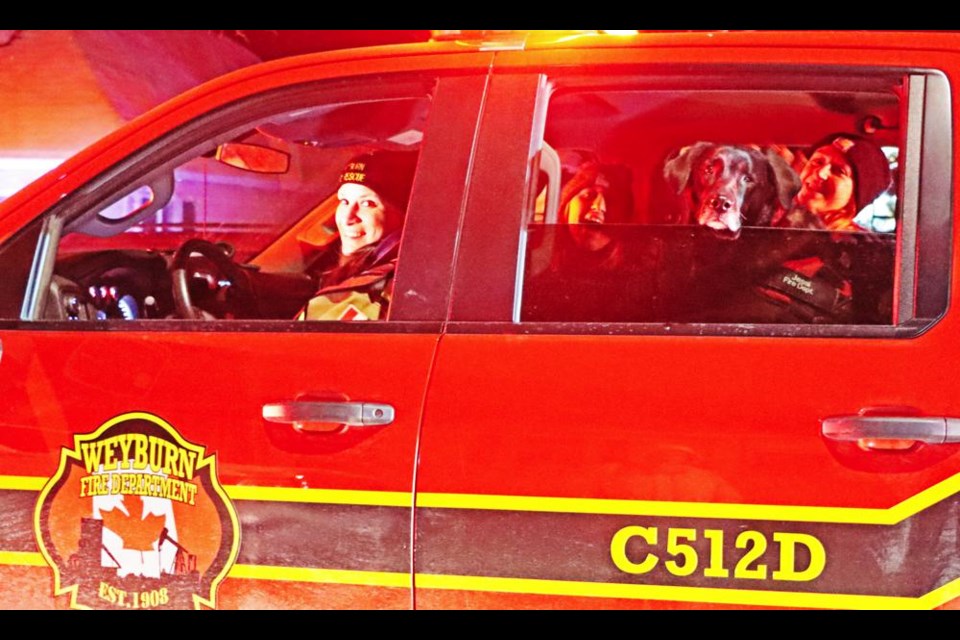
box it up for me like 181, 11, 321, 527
822, 415, 960, 444
262, 401, 395, 432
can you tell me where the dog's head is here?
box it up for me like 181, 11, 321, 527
664, 143, 800, 238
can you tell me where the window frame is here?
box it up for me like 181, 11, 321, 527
0, 71, 489, 333
446, 64, 952, 339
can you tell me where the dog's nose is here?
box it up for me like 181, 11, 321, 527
709, 195, 733, 213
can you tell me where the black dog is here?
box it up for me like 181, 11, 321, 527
663, 143, 801, 238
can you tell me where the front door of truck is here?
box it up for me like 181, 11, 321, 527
0, 69, 487, 610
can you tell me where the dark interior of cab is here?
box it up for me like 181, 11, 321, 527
522, 225, 896, 324
524, 82, 902, 325
26, 81, 903, 325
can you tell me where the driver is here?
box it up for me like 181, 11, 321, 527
296, 149, 418, 321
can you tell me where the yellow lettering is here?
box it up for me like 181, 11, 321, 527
161, 441, 178, 476
133, 435, 149, 470
80, 473, 112, 497
102, 440, 117, 471
97, 581, 127, 605
703, 529, 730, 578
109, 472, 196, 505
148, 436, 162, 473
80, 442, 104, 473
180, 450, 197, 480
664, 528, 698, 577
168, 479, 181, 502
610, 526, 659, 575
772, 532, 826, 581
734, 530, 769, 580
116, 435, 133, 470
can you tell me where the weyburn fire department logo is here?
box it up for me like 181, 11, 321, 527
34, 412, 240, 610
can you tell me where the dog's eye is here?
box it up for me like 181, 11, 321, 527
742, 175, 754, 185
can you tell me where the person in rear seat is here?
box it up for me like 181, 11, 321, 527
754, 134, 896, 323
555, 149, 633, 259
777, 133, 892, 232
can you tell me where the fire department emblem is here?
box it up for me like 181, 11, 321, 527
34, 412, 240, 610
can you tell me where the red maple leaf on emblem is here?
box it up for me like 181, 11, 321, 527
100, 495, 166, 551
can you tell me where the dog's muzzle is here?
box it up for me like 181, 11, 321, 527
698, 194, 743, 238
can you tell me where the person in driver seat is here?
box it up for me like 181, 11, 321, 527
296, 149, 418, 321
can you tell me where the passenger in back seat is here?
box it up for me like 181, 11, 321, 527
554, 150, 632, 261
777, 133, 892, 232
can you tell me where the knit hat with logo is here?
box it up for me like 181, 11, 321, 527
810, 133, 892, 209
338, 150, 419, 211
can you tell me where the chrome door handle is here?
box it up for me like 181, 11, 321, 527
822, 415, 960, 444
262, 401, 395, 431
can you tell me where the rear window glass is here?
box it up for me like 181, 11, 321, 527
521, 86, 902, 326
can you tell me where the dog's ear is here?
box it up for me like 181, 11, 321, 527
663, 142, 712, 195
764, 147, 802, 209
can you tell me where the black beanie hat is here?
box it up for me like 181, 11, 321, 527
338, 150, 418, 212
809, 133, 891, 209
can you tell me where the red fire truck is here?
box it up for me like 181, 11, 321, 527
0, 30, 957, 609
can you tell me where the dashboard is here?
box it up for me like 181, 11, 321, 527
49, 248, 316, 321
50, 250, 175, 321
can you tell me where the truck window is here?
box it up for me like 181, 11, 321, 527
520, 83, 908, 327
0, 90, 434, 323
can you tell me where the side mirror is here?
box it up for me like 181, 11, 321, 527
215, 143, 290, 174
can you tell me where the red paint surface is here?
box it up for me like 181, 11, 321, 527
2, 30, 960, 609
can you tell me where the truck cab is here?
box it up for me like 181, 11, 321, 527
0, 30, 957, 609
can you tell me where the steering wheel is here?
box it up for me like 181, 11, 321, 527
169, 239, 257, 319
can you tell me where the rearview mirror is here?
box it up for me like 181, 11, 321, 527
215, 143, 290, 174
